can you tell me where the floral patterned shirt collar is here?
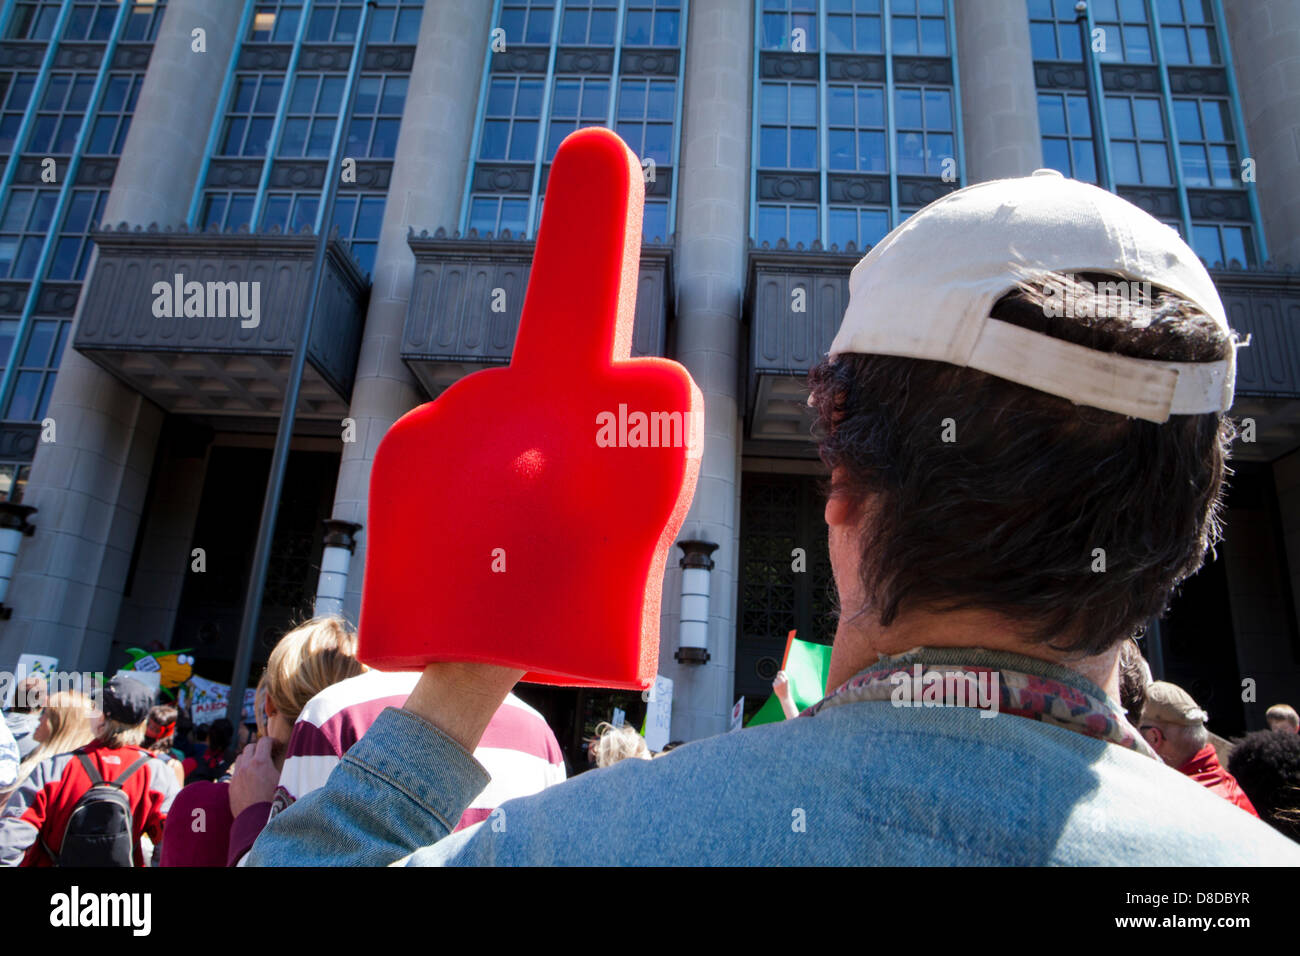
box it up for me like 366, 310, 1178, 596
805, 646, 1158, 759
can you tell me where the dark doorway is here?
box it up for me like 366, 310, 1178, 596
170, 445, 340, 681
734, 472, 834, 722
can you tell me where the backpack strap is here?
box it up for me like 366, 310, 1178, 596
111, 754, 153, 789
75, 751, 103, 785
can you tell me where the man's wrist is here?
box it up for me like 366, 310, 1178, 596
402, 662, 524, 753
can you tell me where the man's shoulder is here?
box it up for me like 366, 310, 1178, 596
411, 702, 1300, 866
297, 669, 421, 728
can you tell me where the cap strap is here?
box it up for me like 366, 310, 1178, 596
967, 318, 1234, 423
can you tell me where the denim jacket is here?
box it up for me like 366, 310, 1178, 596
247, 648, 1300, 866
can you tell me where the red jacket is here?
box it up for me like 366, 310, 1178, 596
0, 741, 180, 866
1177, 744, 1258, 817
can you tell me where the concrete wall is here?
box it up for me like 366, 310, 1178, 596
954, 0, 1043, 183
1222, 0, 1300, 266
657, 0, 752, 741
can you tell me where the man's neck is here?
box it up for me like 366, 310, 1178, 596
828, 606, 1122, 702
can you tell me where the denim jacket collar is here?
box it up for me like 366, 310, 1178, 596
806, 645, 1158, 760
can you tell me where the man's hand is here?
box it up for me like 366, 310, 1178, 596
228, 736, 280, 818
358, 127, 702, 690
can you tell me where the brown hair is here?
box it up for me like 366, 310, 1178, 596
808, 271, 1236, 657
261, 617, 366, 727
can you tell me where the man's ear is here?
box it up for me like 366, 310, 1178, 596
825, 466, 857, 528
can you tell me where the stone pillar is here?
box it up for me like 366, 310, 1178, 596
0, 0, 242, 672
954, 0, 1043, 183
658, 0, 752, 740
328, 2, 495, 624
1222, 0, 1300, 266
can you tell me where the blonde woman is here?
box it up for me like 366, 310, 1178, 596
160, 617, 366, 866
0, 690, 96, 806
590, 722, 653, 768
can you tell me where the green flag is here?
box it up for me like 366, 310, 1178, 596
747, 631, 832, 727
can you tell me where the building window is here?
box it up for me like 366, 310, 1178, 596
761, 0, 817, 52
0, 188, 58, 279
1038, 91, 1097, 182
4, 319, 68, 421
501, 0, 555, 45
1157, 0, 1219, 65
63, 1, 121, 42
468, 195, 530, 237
480, 75, 545, 161
1173, 97, 1238, 188
0, 463, 31, 502
260, 192, 320, 233
249, 3, 304, 43
624, 0, 681, 47
345, 74, 407, 159
1091, 0, 1153, 64
4, 1, 62, 40
894, 85, 953, 175
219, 73, 285, 157
827, 0, 883, 53
759, 81, 817, 169
86, 73, 144, 155
561, 0, 617, 45
329, 193, 385, 275
122, 0, 168, 42
889, 0, 947, 56
46, 188, 107, 280
1028, 0, 1083, 61
644, 198, 668, 241
368, 0, 423, 44
24, 72, 97, 154
200, 191, 257, 230
756, 203, 818, 247
614, 77, 673, 166
828, 205, 889, 249
1192, 222, 1252, 268
827, 83, 886, 172
1106, 95, 1171, 185
0, 72, 38, 154
305, 0, 363, 42
547, 76, 609, 160
278, 73, 347, 158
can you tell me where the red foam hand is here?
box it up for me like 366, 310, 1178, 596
358, 128, 703, 690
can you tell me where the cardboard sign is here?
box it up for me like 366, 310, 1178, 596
729, 696, 746, 733
644, 675, 674, 752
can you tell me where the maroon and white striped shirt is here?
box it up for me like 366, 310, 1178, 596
269, 670, 566, 831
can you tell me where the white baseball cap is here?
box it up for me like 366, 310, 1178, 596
827, 168, 1237, 423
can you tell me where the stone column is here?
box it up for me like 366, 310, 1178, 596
1222, 0, 1300, 266
658, 0, 752, 740
954, 0, 1044, 183
0, 0, 242, 672
327, 1, 495, 624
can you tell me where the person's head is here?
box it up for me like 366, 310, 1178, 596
1226, 730, 1300, 842
1116, 639, 1152, 727
143, 703, 178, 754
258, 616, 366, 748
591, 722, 651, 768
1139, 681, 1210, 767
92, 674, 155, 749
1266, 704, 1299, 734
207, 718, 234, 755
2, 690, 95, 797
12, 675, 47, 714
809, 172, 1237, 689
195, 722, 210, 744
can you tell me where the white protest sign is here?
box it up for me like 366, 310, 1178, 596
644, 675, 673, 752
729, 696, 745, 732
6, 654, 59, 707
611, 706, 626, 728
